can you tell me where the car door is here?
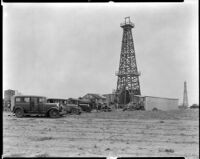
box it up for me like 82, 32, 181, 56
23, 97, 31, 112
38, 97, 45, 113
15, 97, 30, 113
30, 97, 39, 113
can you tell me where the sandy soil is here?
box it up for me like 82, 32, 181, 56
3, 109, 199, 158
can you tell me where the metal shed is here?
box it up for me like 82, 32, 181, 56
133, 95, 179, 111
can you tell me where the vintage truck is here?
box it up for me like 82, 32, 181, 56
10, 95, 66, 118
47, 98, 81, 115
68, 98, 93, 112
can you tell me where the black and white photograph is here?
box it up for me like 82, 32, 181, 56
3, 1, 199, 158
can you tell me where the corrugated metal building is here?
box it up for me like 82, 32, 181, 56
4, 89, 15, 101
4, 89, 16, 109
133, 95, 179, 111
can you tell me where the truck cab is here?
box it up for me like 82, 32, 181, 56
47, 98, 81, 115
68, 98, 92, 112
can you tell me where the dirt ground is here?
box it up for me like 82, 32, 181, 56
3, 109, 199, 158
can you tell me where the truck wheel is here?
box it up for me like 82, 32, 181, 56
49, 109, 59, 118
71, 109, 79, 115
15, 108, 24, 118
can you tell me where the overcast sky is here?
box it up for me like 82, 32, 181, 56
3, 1, 198, 105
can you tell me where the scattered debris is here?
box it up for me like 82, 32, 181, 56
180, 133, 186, 136
123, 101, 145, 111
138, 147, 144, 150
105, 148, 111, 151
30, 136, 53, 141
159, 148, 175, 153
44, 128, 51, 131
165, 149, 175, 153
35, 153, 50, 157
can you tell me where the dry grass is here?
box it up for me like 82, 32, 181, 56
80, 109, 199, 120
29, 136, 54, 141
35, 153, 50, 157
4, 153, 26, 157
159, 148, 175, 153
3, 109, 199, 157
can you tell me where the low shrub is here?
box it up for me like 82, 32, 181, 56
152, 107, 158, 111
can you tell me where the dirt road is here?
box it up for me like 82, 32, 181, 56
3, 109, 199, 158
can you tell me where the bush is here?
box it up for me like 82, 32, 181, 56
152, 107, 158, 111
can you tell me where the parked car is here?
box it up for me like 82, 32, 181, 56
79, 101, 92, 112
11, 95, 66, 118
47, 98, 81, 115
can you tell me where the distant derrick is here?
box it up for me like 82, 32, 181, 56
183, 81, 189, 107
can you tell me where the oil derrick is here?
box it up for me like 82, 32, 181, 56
183, 81, 189, 107
115, 17, 141, 105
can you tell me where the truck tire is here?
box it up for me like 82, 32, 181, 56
15, 108, 24, 118
71, 108, 79, 115
49, 109, 59, 118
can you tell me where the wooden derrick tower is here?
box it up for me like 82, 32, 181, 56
115, 17, 141, 105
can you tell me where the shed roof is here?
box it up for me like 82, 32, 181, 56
84, 93, 106, 99
13, 95, 46, 98
133, 95, 178, 100
144, 95, 178, 100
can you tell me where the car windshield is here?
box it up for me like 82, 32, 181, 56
39, 97, 47, 103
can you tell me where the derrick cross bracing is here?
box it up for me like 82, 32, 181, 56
116, 17, 141, 105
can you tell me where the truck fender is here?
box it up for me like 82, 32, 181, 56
46, 107, 59, 115
13, 106, 24, 113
